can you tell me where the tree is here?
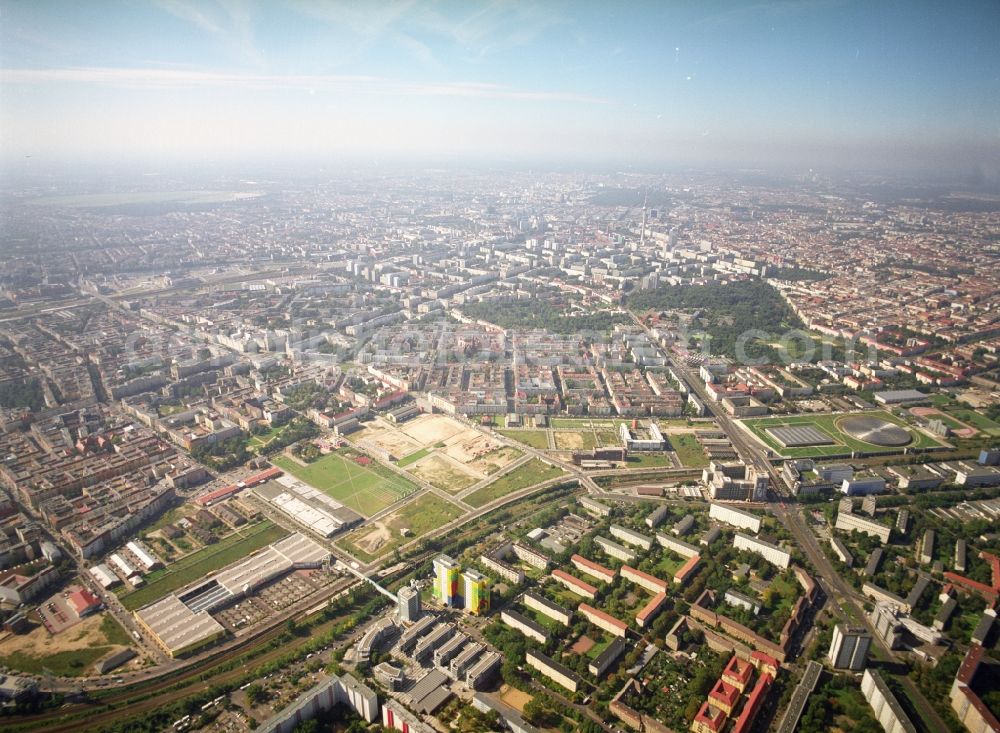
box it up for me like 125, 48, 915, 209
244, 683, 264, 706
523, 693, 561, 728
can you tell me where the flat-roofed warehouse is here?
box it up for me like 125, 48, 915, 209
253, 477, 363, 537
766, 425, 835, 448
135, 532, 329, 657
134, 595, 227, 658
406, 669, 453, 714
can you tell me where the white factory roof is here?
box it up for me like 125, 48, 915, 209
213, 532, 328, 595
136, 595, 225, 655
126, 540, 158, 570
90, 563, 118, 588
110, 553, 137, 577
135, 532, 327, 654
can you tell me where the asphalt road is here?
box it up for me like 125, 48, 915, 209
632, 316, 950, 733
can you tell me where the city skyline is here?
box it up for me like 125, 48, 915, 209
2, 0, 999, 176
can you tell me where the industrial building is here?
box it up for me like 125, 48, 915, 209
135, 532, 328, 657
253, 476, 362, 537
89, 563, 120, 589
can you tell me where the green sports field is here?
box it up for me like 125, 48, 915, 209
740, 410, 946, 458
947, 409, 1000, 437
464, 458, 566, 508
272, 451, 418, 517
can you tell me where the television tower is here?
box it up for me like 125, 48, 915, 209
640, 190, 648, 247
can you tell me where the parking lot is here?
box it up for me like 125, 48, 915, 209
37, 592, 83, 634
214, 568, 337, 635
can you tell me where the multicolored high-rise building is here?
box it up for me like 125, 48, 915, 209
463, 569, 490, 615
432, 554, 461, 607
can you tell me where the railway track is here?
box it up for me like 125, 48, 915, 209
8, 580, 362, 733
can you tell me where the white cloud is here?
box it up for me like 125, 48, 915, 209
0, 66, 607, 103
152, 0, 265, 69
152, 0, 225, 35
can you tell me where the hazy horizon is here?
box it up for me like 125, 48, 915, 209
2, 1, 999, 179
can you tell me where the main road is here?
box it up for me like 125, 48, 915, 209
631, 315, 950, 732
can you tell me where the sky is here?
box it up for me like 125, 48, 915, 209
1, 0, 999, 175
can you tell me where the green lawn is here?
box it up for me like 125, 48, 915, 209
0, 614, 135, 676
119, 521, 288, 610
247, 423, 290, 452
464, 459, 566, 508
272, 451, 418, 517
653, 554, 684, 577
670, 433, 709, 467
741, 411, 946, 458
948, 409, 1000, 437
497, 429, 551, 449
0, 647, 112, 677
397, 447, 431, 467
336, 493, 465, 562
551, 418, 617, 429
596, 430, 621, 447
100, 614, 133, 646
522, 606, 562, 631
625, 453, 676, 468
927, 411, 971, 430
586, 637, 612, 660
